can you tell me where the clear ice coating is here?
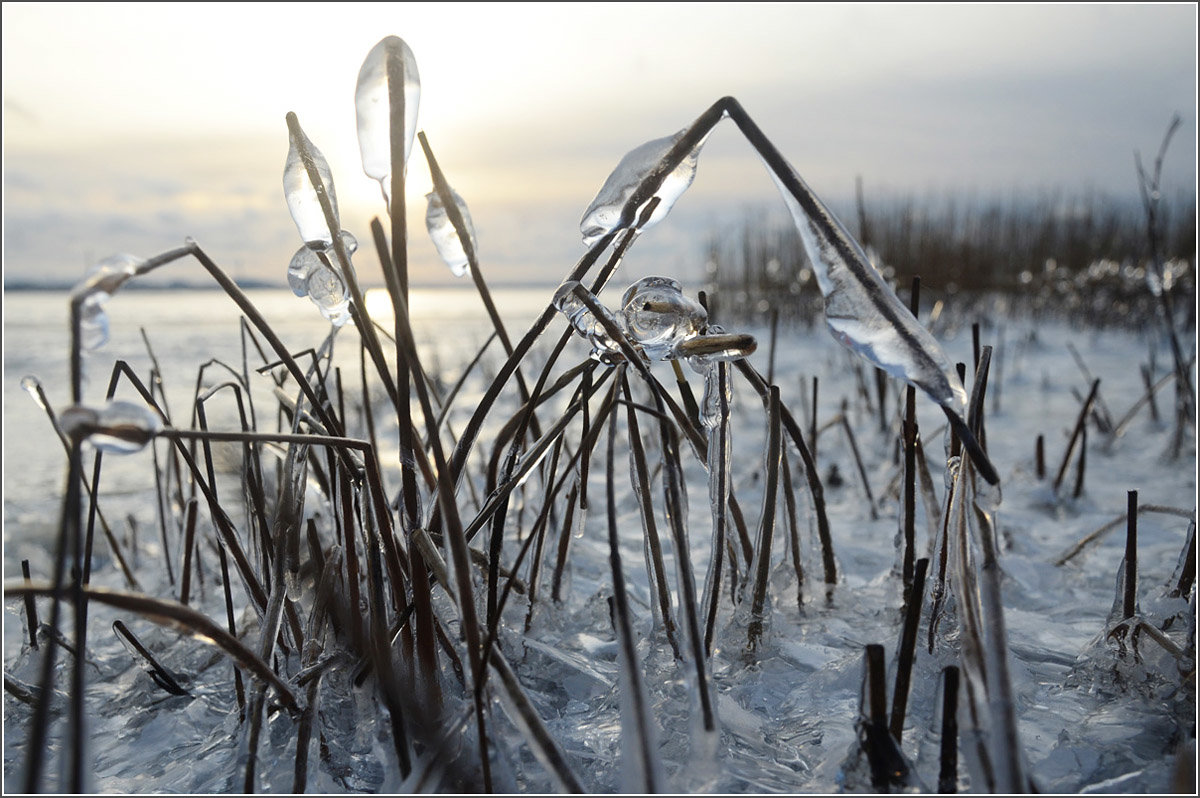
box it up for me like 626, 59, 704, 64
71, 253, 144, 350
678, 328, 758, 367
762, 160, 968, 419
619, 276, 707, 361
580, 129, 709, 247
553, 281, 623, 361
286, 231, 356, 327
284, 116, 340, 247
58, 400, 162, 454
425, 188, 477, 277
355, 36, 420, 205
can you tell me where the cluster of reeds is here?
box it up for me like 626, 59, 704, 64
704, 167, 1195, 330
5, 36, 1196, 795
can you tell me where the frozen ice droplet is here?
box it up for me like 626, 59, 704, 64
71, 253, 144, 350
356, 36, 420, 204
619, 276, 707, 361
580, 128, 710, 247
20, 376, 49, 410
286, 231, 355, 327
425, 188, 477, 277
553, 281, 623, 361
59, 400, 162, 454
284, 114, 340, 247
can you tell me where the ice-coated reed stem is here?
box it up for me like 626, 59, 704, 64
21, 560, 38, 650
939, 665, 960, 794
890, 557, 928, 742
1124, 490, 1139, 620
747, 386, 783, 650
700, 360, 732, 654
112, 620, 189, 696
901, 278, 920, 598
178, 498, 198, 605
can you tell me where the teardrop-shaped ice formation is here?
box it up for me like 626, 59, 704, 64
59, 400, 162, 454
580, 128, 709, 247
356, 36, 420, 204
71, 253, 145, 350
553, 281, 623, 361
426, 188, 477, 277
284, 114, 340, 247
619, 276, 707, 361
286, 231, 356, 327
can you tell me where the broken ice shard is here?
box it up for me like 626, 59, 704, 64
553, 281, 623, 361
426, 188, 477, 277
71, 253, 144, 350
286, 231, 356, 327
580, 129, 709, 247
284, 114, 340, 247
59, 400, 162, 454
618, 276, 707, 361
356, 36, 420, 204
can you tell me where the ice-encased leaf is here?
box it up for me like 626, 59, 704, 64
580, 128, 709, 247
762, 160, 968, 421
426, 188, 477, 277
59, 400, 162, 454
553, 281, 622, 361
356, 36, 420, 203
619, 276, 707, 361
72, 253, 144, 350
284, 114, 340, 247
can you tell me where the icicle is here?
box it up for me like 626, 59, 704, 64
72, 254, 144, 350
425, 188, 477, 277
286, 231, 356, 327
619, 276, 707, 361
552, 281, 623, 361
580, 128, 710, 247
283, 114, 340, 247
355, 36, 420, 205
58, 400, 162, 454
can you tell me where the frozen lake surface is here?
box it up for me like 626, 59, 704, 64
3, 285, 1195, 793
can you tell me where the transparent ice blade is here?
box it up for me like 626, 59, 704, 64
762, 159, 968, 421
284, 115, 340, 247
553, 281, 623, 361
71, 254, 144, 350
580, 128, 710, 247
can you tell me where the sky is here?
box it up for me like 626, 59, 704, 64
2, 2, 1197, 289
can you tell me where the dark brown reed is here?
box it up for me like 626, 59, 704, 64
112, 619, 189, 696
748, 386, 783, 650
938, 665, 960, 794
1053, 378, 1100, 496
1072, 421, 1088, 500
1124, 490, 1139, 620
1035, 434, 1045, 480
178, 499, 198, 606
901, 278, 920, 598
890, 557, 928, 742
21, 560, 39, 650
